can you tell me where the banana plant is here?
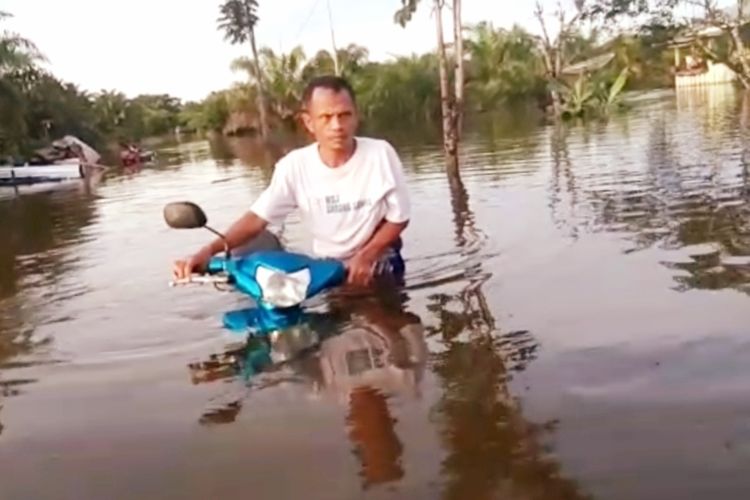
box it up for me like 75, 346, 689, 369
554, 65, 629, 119
600, 66, 629, 111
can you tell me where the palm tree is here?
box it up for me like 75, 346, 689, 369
91, 90, 128, 135
464, 22, 545, 110
0, 11, 43, 76
217, 0, 269, 138
354, 54, 441, 128
336, 43, 369, 77
302, 44, 369, 84
232, 46, 307, 123
0, 11, 44, 155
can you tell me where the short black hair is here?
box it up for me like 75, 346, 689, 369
301, 75, 357, 109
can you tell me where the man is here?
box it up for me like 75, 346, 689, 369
172, 75, 411, 287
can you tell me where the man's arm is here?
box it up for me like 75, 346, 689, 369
201, 211, 269, 256
173, 211, 269, 279
345, 141, 411, 286
345, 220, 408, 286
173, 160, 296, 279
357, 220, 409, 262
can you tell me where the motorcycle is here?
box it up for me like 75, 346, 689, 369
166, 201, 429, 480
164, 201, 347, 337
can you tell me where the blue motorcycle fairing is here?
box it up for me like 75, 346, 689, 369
205, 250, 346, 335
223, 306, 305, 334
207, 250, 346, 309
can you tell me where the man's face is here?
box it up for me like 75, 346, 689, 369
302, 87, 358, 151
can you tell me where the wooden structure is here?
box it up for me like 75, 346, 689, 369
670, 26, 737, 88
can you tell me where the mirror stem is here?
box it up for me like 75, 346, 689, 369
205, 225, 231, 258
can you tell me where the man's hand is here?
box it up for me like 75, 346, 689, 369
343, 220, 408, 287
172, 246, 214, 280
170, 211, 270, 281
345, 251, 377, 287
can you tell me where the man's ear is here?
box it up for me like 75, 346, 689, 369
301, 112, 314, 135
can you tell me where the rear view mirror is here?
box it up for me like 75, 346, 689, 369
163, 201, 207, 229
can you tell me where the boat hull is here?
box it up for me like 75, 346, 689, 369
0, 163, 84, 186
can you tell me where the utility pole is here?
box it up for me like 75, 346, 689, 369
326, 0, 340, 75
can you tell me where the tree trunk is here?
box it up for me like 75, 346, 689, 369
249, 29, 270, 139
433, 0, 458, 170
534, 2, 563, 117
453, 0, 464, 137
729, 24, 750, 89
539, 47, 563, 116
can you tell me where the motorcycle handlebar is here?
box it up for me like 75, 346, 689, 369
169, 274, 230, 287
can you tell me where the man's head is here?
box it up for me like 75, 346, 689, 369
301, 75, 358, 152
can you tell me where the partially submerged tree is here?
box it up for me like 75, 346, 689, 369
394, 0, 464, 176
217, 0, 269, 138
533, 0, 590, 116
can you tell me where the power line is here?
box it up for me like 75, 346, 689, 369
292, 0, 322, 46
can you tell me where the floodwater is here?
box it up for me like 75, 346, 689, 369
3, 86, 750, 499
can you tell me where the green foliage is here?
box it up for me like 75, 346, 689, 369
233, 46, 307, 122
0, 12, 191, 158
584, 0, 679, 24
217, 0, 259, 45
557, 66, 630, 119
180, 91, 230, 132
394, 0, 421, 27
0, 12, 44, 76
132, 94, 182, 136
464, 22, 547, 110
603, 33, 672, 89
353, 54, 441, 129
0, 1, 687, 156
224, 43, 441, 131
0, 67, 100, 156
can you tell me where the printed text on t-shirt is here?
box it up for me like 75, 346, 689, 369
325, 195, 369, 214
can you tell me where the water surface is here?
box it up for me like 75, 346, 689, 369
2, 87, 750, 499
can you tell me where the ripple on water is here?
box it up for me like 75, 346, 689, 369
6, 90, 750, 499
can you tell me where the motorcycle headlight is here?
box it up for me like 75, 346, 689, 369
255, 266, 311, 308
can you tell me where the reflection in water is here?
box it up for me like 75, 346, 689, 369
188, 291, 427, 490
549, 124, 580, 240
0, 191, 98, 300
432, 171, 587, 499
0, 333, 41, 439
209, 132, 308, 171
0, 186, 99, 440
346, 387, 404, 487
543, 87, 750, 297
6, 89, 750, 498
321, 293, 426, 489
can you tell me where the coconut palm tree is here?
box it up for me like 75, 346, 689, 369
217, 0, 269, 138
301, 44, 370, 89
0, 11, 43, 76
465, 22, 546, 110
232, 46, 307, 123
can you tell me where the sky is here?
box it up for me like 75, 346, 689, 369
2, 0, 557, 102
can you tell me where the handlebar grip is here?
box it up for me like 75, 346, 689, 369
169, 274, 230, 287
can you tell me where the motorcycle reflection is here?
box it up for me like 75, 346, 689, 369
188, 293, 428, 489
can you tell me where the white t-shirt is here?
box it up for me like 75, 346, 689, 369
250, 137, 410, 259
